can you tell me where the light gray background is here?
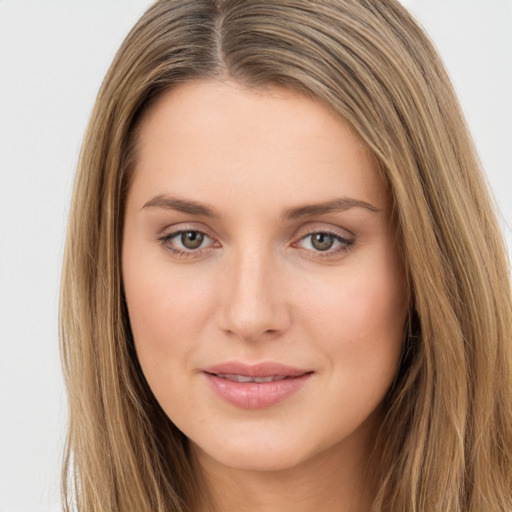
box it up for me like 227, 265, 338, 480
0, 1, 511, 511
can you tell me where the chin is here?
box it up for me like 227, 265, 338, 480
192, 436, 314, 473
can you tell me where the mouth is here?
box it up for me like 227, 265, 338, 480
202, 362, 313, 409
203, 361, 312, 379
211, 373, 300, 383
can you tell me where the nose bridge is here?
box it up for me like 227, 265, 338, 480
219, 241, 288, 341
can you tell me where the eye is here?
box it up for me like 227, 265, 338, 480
179, 231, 206, 249
159, 229, 217, 256
296, 231, 353, 255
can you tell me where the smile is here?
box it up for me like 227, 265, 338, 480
202, 362, 313, 409
214, 374, 295, 383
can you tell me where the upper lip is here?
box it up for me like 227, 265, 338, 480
203, 361, 312, 378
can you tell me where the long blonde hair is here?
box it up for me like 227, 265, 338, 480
60, 1, 512, 510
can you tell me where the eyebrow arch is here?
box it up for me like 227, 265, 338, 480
282, 197, 381, 220
142, 194, 381, 220
142, 195, 218, 217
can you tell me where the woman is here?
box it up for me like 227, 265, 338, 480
60, 1, 512, 511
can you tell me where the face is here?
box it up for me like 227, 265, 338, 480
122, 80, 407, 474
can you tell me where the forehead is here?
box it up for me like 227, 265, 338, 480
129, 79, 387, 214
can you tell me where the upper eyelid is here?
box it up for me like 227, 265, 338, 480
293, 232, 354, 260
155, 217, 353, 234
158, 222, 216, 238
160, 229, 216, 245
294, 231, 354, 248
299, 231, 352, 243
293, 223, 355, 241
159, 230, 218, 257
157, 223, 355, 248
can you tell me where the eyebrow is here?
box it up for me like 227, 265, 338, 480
142, 194, 381, 219
282, 197, 381, 220
142, 195, 218, 217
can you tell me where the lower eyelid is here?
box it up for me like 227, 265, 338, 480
294, 232, 354, 256
159, 229, 219, 255
158, 228, 352, 257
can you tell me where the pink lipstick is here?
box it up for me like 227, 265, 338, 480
202, 362, 313, 409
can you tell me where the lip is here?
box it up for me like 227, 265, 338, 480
202, 362, 313, 409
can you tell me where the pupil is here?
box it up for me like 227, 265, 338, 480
181, 231, 204, 249
311, 233, 334, 251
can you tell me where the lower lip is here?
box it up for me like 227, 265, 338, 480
204, 373, 312, 409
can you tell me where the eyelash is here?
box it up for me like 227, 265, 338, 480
294, 230, 354, 258
158, 230, 216, 258
158, 229, 354, 259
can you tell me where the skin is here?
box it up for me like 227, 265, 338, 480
122, 79, 408, 512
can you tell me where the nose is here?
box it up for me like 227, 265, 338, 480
217, 247, 291, 342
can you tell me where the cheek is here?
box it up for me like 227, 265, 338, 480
122, 255, 218, 370
348, 272, 406, 344
300, 256, 407, 372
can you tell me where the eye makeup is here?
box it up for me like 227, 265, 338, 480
157, 225, 355, 261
